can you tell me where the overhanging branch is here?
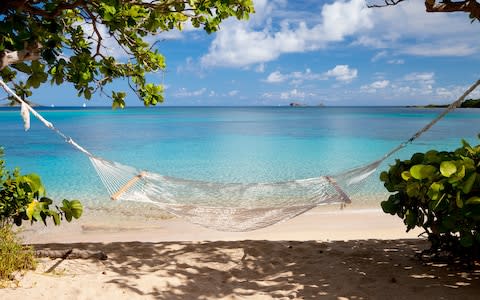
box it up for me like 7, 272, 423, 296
0, 42, 42, 71
425, 0, 480, 20
367, 0, 480, 20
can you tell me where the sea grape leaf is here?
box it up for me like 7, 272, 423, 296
410, 164, 437, 180
401, 171, 411, 181
466, 196, 480, 205
462, 172, 477, 194
440, 161, 457, 177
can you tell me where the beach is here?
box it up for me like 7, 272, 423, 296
2, 107, 480, 298
2, 207, 479, 299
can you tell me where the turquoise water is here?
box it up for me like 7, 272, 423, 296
1, 106, 480, 208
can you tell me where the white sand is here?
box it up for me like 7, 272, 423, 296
3, 208, 480, 299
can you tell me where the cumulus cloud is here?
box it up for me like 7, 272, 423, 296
361, 79, 390, 93
265, 68, 323, 84
324, 65, 358, 82
201, 0, 372, 67
265, 66, 357, 84
370, 80, 390, 89
265, 71, 287, 83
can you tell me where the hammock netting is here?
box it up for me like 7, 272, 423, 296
89, 155, 371, 231
1, 79, 479, 232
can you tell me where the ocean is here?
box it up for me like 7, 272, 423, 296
1, 106, 479, 209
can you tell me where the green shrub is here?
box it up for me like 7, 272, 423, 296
0, 225, 36, 284
0, 148, 83, 227
380, 138, 480, 260
0, 147, 83, 283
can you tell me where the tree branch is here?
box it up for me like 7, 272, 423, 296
0, 42, 42, 71
366, 0, 406, 8
425, 0, 480, 20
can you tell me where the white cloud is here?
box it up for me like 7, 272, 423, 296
435, 85, 480, 99
228, 90, 239, 96
401, 44, 476, 57
371, 80, 390, 89
201, 0, 372, 67
371, 50, 388, 62
255, 63, 265, 73
358, 1, 479, 57
280, 88, 306, 100
265, 71, 287, 83
324, 65, 358, 82
404, 72, 435, 85
354, 36, 389, 49
173, 87, 207, 97
264, 68, 325, 84
361, 79, 390, 93
265, 66, 358, 84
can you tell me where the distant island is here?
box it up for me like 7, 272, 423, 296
408, 98, 480, 108
289, 102, 325, 107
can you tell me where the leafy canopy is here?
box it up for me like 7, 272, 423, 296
0, 0, 254, 107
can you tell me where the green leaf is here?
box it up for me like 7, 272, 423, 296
60, 199, 83, 222
462, 172, 477, 194
26, 201, 36, 220
427, 182, 444, 200
69, 200, 83, 219
401, 171, 411, 181
51, 211, 60, 226
440, 161, 457, 177
406, 182, 420, 197
410, 164, 437, 180
456, 191, 463, 208
405, 209, 417, 228
466, 196, 480, 205
381, 197, 398, 215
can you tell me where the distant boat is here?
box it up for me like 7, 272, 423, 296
51, 104, 55, 108
82, 103, 87, 108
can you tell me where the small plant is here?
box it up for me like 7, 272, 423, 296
0, 225, 36, 283
380, 137, 480, 260
0, 148, 83, 227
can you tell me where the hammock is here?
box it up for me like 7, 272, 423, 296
1, 79, 479, 231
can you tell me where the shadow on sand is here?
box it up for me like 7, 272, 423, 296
33, 239, 480, 299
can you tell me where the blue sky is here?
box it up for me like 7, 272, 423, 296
29, 0, 480, 106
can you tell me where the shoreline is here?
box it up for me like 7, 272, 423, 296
20, 206, 423, 244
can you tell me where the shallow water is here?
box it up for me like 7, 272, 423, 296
1, 106, 479, 209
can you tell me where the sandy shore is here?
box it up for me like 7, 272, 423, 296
3, 208, 480, 299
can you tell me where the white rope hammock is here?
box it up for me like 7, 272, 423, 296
1, 79, 479, 231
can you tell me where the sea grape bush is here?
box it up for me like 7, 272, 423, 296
0, 148, 83, 228
380, 138, 480, 259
